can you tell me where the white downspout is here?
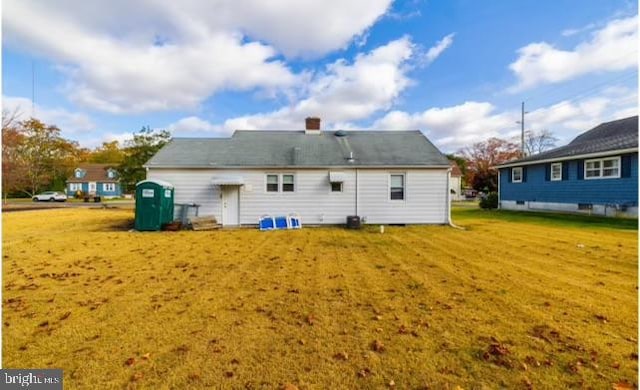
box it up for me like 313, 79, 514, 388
355, 168, 359, 217
447, 167, 464, 230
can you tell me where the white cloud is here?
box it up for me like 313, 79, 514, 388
2, 95, 95, 135
200, 37, 417, 131
164, 79, 636, 153
561, 22, 598, 37
370, 85, 637, 152
373, 101, 514, 149
509, 16, 637, 91
97, 132, 134, 147
386, 10, 422, 21
3, 0, 391, 113
167, 116, 217, 133
423, 33, 455, 64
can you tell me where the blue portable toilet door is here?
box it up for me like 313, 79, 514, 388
140, 187, 160, 229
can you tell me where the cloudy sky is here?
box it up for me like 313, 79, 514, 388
2, 0, 638, 152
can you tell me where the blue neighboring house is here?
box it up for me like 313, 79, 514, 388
66, 163, 123, 198
496, 116, 638, 217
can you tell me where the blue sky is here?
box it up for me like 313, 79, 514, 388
2, 0, 637, 152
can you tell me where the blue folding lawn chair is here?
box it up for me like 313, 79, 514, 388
274, 216, 289, 229
258, 215, 275, 231
288, 213, 302, 229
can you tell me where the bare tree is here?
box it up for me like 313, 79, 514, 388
524, 129, 558, 155
2, 107, 21, 130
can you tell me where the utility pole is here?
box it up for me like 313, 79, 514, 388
31, 60, 35, 118
516, 101, 527, 158
520, 101, 525, 157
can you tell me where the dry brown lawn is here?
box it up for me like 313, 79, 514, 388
2, 208, 637, 389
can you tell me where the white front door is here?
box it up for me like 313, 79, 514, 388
88, 182, 97, 194
221, 186, 239, 226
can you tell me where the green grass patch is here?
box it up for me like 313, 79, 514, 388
453, 206, 638, 231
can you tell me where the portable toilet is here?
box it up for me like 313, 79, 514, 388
135, 179, 175, 231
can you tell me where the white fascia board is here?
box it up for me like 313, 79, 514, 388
495, 148, 638, 169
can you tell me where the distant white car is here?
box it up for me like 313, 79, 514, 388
32, 191, 67, 202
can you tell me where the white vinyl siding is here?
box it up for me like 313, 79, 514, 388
147, 168, 448, 225
550, 162, 562, 181
359, 169, 447, 224
585, 157, 620, 179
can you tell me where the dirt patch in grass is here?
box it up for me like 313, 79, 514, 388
3, 208, 637, 388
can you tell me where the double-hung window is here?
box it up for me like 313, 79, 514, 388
103, 183, 116, 192
550, 162, 562, 181
512, 167, 523, 183
585, 157, 620, 179
266, 175, 279, 192
266, 174, 295, 192
390, 174, 405, 200
282, 175, 295, 192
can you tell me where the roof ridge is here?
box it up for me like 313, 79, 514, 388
599, 115, 638, 125
233, 129, 422, 132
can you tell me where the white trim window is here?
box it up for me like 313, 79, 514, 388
512, 167, 523, 183
585, 157, 620, 179
75, 169, 83, 178
282, 174, 295, 192
550, 162, 562, 181
69, 183, 82, 192
266, 174, 279, 192
107, 169, 116, 179
390, 174, 405, 200
103, 183, 116, 192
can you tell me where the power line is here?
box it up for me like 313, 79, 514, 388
511, 70, 636, 143
31, 60, 35, 118
523, 51, 637, 104
533, 72, 637, 112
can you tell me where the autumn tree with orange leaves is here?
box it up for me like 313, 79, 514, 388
2, 109, 27, 203
459, 137, 520, 192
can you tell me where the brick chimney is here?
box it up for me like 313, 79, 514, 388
305, 117, 321, 134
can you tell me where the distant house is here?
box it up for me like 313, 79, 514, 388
449, 161, 463, 201
143, 117, 453, 226
496, 116, 638, 217
66, 164, 122, 198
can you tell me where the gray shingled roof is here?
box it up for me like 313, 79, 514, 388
498, 116, 638, 166
145, 130, 449, 168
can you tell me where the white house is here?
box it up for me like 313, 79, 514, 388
144, 118, 452, 226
